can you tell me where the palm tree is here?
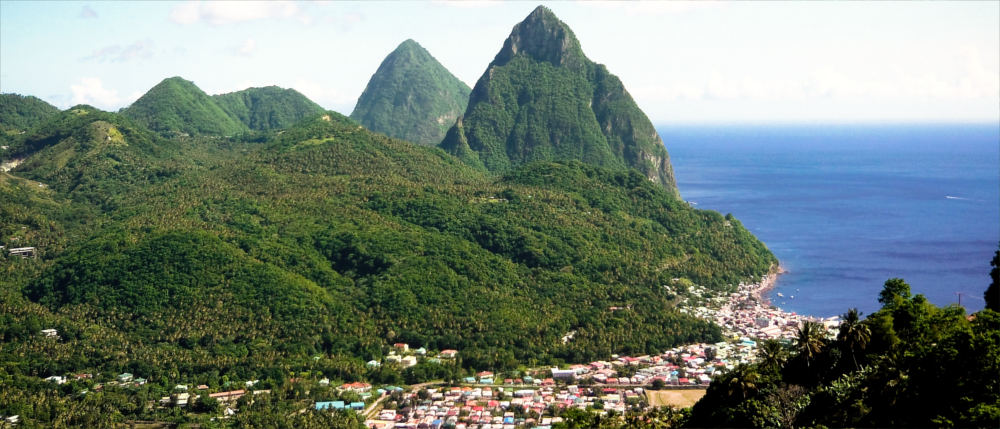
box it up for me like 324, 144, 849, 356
724, 365, 760, 400
757, 339, 788, 370
837, 308, 871, 368
794, 321, 826, 368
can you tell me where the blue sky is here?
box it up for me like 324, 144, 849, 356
1, 1, 998, 124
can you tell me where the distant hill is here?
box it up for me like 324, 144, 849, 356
121, 76, 247, 136
10, 105, 180, 208
440, 6, 678, 194
351, 39, 471, 146
213, 86, 326, 131
0, 93, 60, 134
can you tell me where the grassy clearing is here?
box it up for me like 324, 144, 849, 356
645, 389, 706, 408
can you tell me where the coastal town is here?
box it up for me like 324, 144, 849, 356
11, 271, 843, 428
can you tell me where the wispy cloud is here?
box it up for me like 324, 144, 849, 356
580, 1, 724, 16
430, 0, 503, 9
79, 5, 98, 19
81, 39, 155, 63
637, 51, 1000, 105
234, 38, 256, 56
170, 1, 300, 26
70, 78, 121, 109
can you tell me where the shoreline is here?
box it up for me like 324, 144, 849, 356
748, 265, 784, 308
708, 265, 834, 341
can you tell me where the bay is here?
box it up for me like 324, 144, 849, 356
659, 124, 1000, 317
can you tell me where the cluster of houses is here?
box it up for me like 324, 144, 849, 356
362, 384, 645, 429
681, 277, 839, 343
371, 344, 459, 369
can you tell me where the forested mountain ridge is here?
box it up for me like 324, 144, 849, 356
440, 6, 678, 195
351, 39, 471, 146
4, 108, 775, 381
0, 93, 60, 135
213, 86, 326, 131
120, 76, 247, 137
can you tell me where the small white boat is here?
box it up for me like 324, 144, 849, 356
776, 292, 784, 298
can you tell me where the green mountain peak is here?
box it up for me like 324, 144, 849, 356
442, 6, 678, 195
213, 86, 325, 131
122, 76, 247, 137
492, 5, 585, 71
350, 39, 471, 146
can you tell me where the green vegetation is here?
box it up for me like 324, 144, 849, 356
688, 270, 1000, 428
0, 105, 776, 425
0, 93, 59, 136
351, 39, 471, 146
440, 6, 678, 194
214, 86, 326, 131
986, 246, 999, 311
6, 105, 184, 209
121, 76, 248, 136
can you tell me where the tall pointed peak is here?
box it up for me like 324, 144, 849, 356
350, 39, 471, 145
492, 5, 584, 69
396, 38, 422, 50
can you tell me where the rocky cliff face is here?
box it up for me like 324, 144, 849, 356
440, 6, 677, 195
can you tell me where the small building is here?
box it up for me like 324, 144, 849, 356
550, 368, 576, 381
439, 349, 458, 359
40, 329, 58, 338
393, 343, 409, 352
44, 375, 66, 384
367, 360, 381, 367
401, 355, 418, 368
315, 400, 345, 411
8, 247, 36, 258
339, 382, 371, 393
117, 373, 133, 383
174, 392, 190, 407
350, 401, 365, 410
209, 390, 246, 403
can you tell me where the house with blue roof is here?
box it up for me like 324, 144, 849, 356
315, 400, 346, 410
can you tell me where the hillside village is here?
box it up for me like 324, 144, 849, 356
12, 272, 843, 428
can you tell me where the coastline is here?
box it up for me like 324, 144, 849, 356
706, 265, 834, 341
749, 265, 783, 308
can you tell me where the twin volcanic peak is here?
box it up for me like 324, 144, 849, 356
121, 76, 324, 136
351, 39, 471, 146
440, 6, 678, 195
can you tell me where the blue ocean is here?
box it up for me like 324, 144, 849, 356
659, 124, 1000, 318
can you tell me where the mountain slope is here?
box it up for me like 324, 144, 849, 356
351, 39, 471, 145
10, 105, 182, 209
440, 6, 677, 194
213, 86, 326, 131
0, 93, 60, 133
20, 111, 775, 370
121, 76, 247, 136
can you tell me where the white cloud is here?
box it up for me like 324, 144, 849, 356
70, 78, 122, 109
430, 0, 503, 9
82, 39, 155, 62
581, 1, 724, 16
79, 5, 98, 19
170, 1, 300, 26
236, 38, 256, 56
